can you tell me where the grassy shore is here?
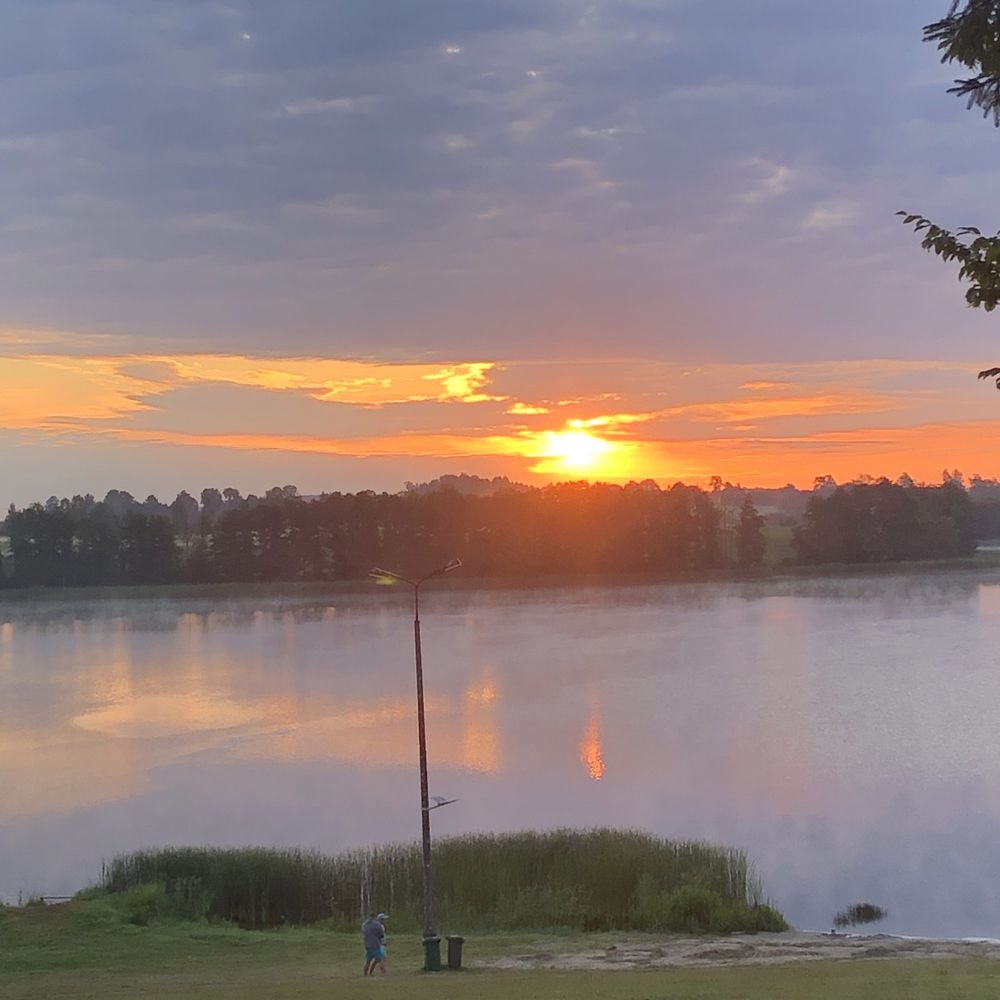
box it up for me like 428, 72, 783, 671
99, 832, 782, 933
4, 900, 1000, 1000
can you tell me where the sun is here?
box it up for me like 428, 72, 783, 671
517, 424, 642, 479
538, 430, 614, 472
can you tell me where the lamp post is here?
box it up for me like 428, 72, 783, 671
368, 558, 461, 965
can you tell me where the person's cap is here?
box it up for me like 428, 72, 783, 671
377, 912, 388, 920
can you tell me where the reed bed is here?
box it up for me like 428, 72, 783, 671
99, 828, 786, 932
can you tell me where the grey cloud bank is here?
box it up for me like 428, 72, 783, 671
1, 0, 996, 361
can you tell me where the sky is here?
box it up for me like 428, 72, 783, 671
5, 0, 1000, 506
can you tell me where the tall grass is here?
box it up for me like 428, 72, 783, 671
99, 828, 786, 933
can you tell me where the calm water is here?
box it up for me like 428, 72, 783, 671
4, 573, 1000, 937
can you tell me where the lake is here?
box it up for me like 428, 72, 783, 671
3, 572, 1000, 937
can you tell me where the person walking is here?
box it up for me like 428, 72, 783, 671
361, 911, 387, 975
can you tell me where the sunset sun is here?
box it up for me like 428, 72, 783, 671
539, 429, 614, 473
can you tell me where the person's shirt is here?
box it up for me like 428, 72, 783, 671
362, 917, 385, 949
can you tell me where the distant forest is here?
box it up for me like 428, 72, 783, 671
0, 472, 994, 589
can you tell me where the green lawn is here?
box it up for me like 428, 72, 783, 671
4, 902, 1000, 1000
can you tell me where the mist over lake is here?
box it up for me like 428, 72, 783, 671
3, 572, 1000, 937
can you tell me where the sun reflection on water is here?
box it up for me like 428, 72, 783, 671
72, 693, 266, 738
461, 667, 501, 773
580, 691, 606, 781
6, 605, 508, 824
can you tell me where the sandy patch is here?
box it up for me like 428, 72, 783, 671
482, 931, 1000, 970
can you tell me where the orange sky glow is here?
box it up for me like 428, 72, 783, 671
3, 343, 1000, 502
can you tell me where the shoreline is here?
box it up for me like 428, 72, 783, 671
2, 553, 1000, 604
483, 930, 1000, 970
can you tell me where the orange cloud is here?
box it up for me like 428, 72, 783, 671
3, 349, 999, 492
0, 356, 164, 427
99, 426, 502, 458
567, 412, 658, 430
665, 391, 891, 424
161, 355, 503, 405
507, 401, 551, 415
738, 380, 792, 391
0, 353, 507, 428
421, 363, 507, 403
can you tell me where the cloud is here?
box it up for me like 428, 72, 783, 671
167, 212, 263, 234
567, 412, 657, 430
801, 199, 861, 231
0, 348, 992, 482
739, 380, 793, 391
0, 353, 511, 434
0, 356, 165, 429
3, 348, 1000, 505
0, 0, 991, 364
156, 355, 505, 405
96, 427, 510, 460
420, 363, 506, 402
551, 157, 616, 192
0, 326, 125, 350
738, 159, 796, 205
507, 401, 551, 415
282, 96, 373, 115
664, 392, 892, 424
442, 134, 474, 152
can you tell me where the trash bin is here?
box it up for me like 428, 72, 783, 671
446, 935, 465, 970
422, 935, 442, 972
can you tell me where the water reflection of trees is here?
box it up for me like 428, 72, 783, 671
0, 603, 338, 633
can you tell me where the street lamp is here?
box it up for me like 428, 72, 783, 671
368, 557, 461, 967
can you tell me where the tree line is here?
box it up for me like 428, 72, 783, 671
795, 479, 978, 564
1, 481, 768, 588
0, 475, 989, 590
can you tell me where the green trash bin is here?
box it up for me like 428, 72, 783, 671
447, 935, 465, 970
422, 935, 442, 972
